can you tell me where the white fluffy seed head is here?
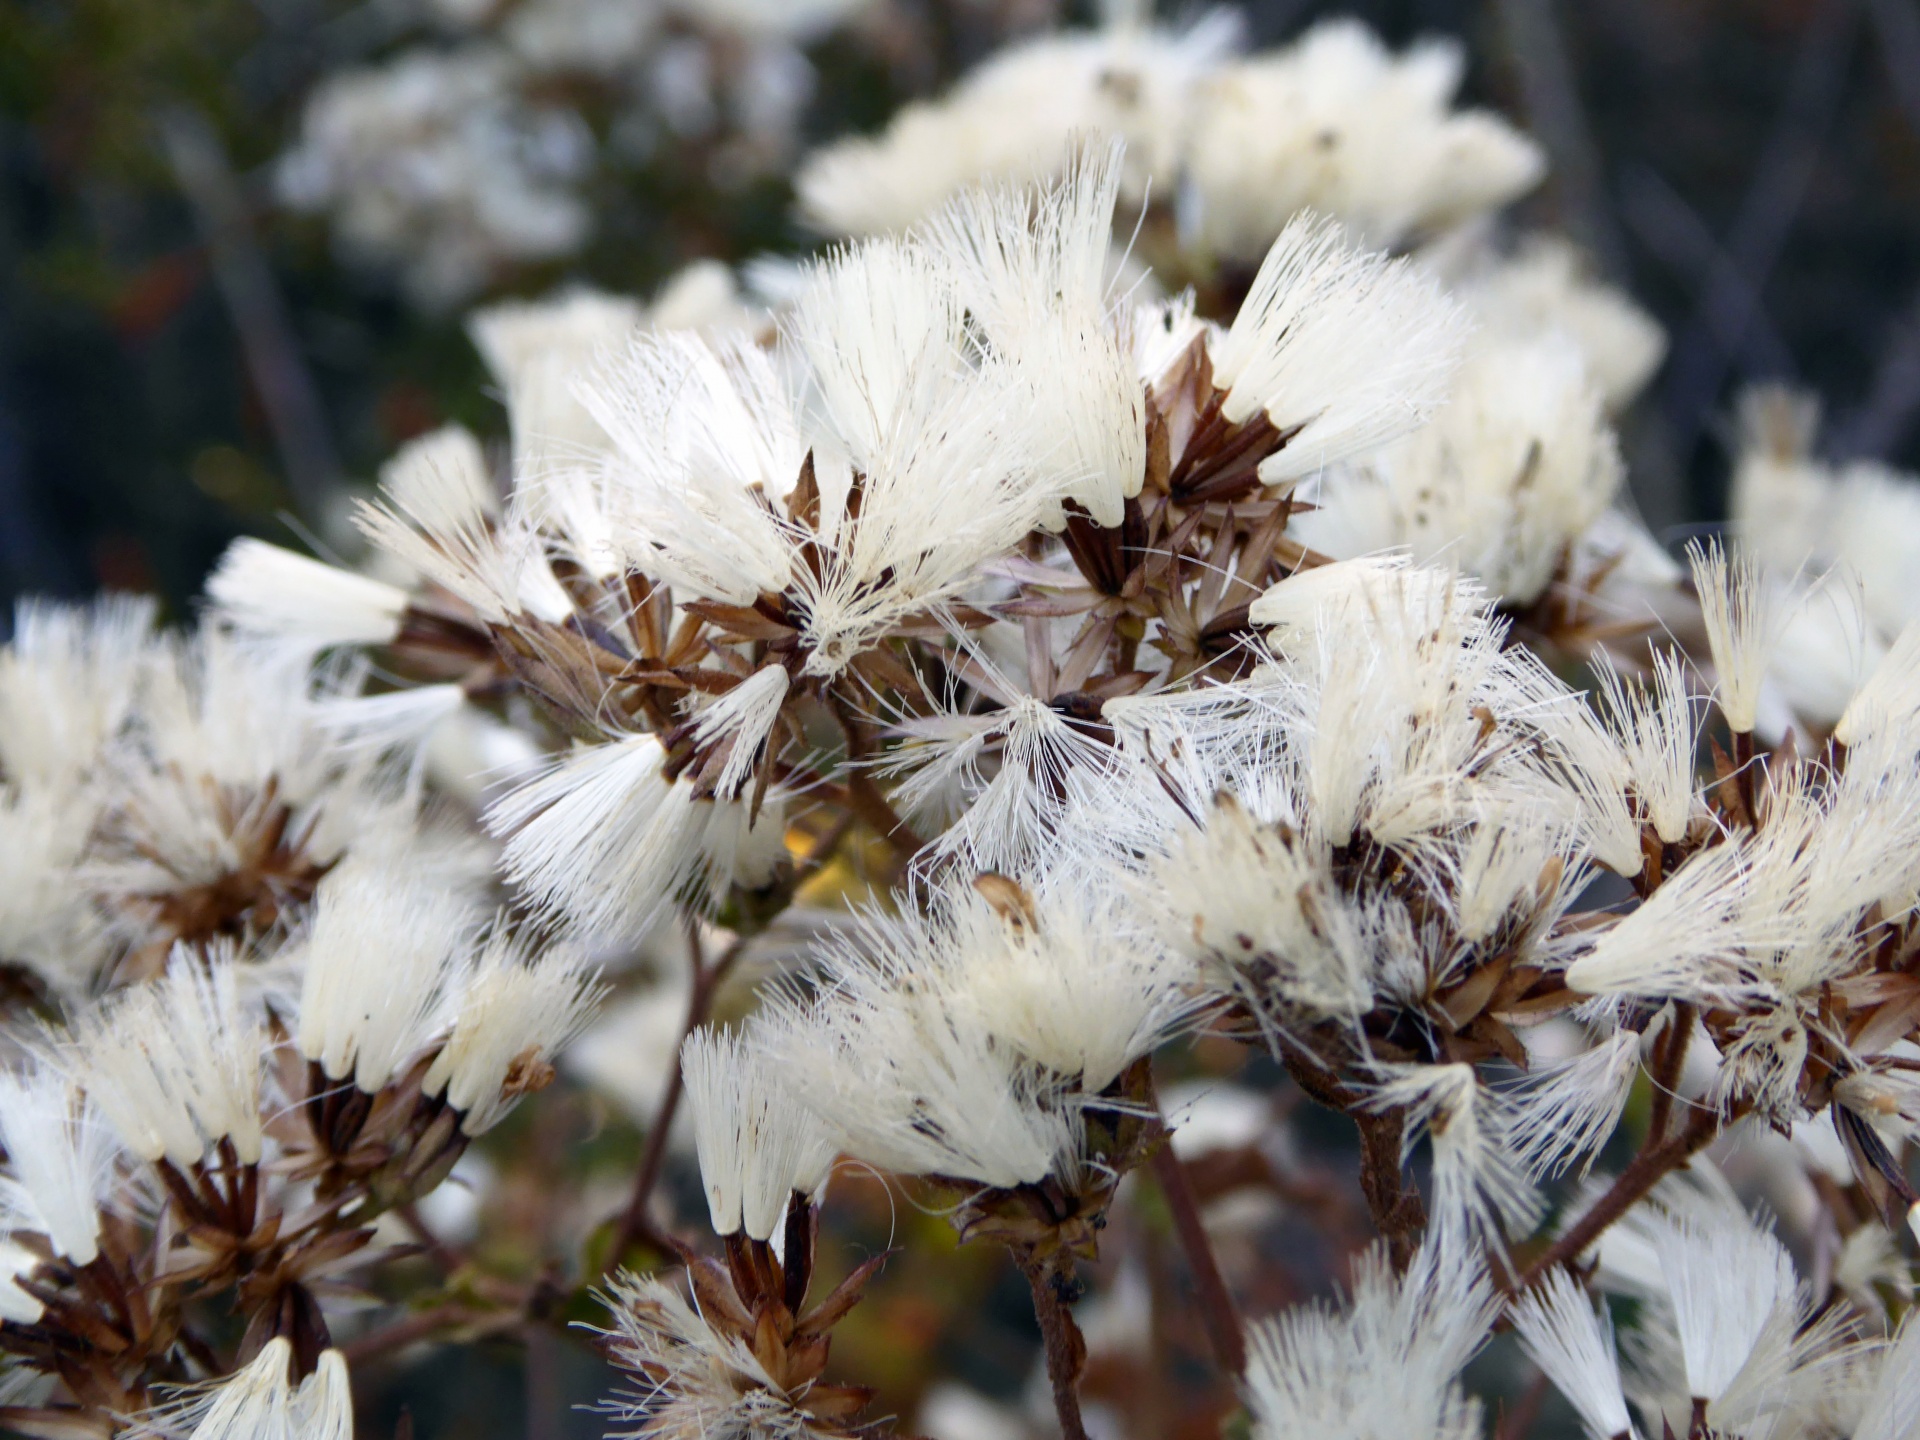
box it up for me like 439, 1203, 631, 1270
1650, 1208, 1798, 1404
921, 141, 1145, 527
125, 1337, 354, 1440
468, 287, 643, 480
74, 944, 265, 1169
1688, 540, 1778, 735
1853, 1312, 1920, 1440
1243, 1237, 1497, 1440
0, 594, 159, 788
1594, 652, 1699, 846
379, 424, 497, 534
1508, 1270, 1635, 1440
1363, 1063, 1540, 1251
1186, 21, 1544, 261
487, 733, 788, 943
423, 925, 604, 1134
0, 1064, 117, 1266
205, 540, 410, 651
1210, 214, 1467, 479
1500, 1029, 1641, 1185
295, 858, 476, 1092
1836, 618, 1920, 750
681, 1026, 838, 1241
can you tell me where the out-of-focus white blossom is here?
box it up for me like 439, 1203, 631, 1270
278, 48, 592, 307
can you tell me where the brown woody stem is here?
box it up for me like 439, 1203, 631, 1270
1514, 1102, 1722, 1293
1020, 1258, 1091, 1440
1644, 1003, 1696, 1145
1355, 1108, 1428, 1271
606, 925, 749, 1271
1148, 1139, 1247, 1377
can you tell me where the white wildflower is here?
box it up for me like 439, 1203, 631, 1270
1242, 1237, 1497, 1440
204, 540, 410, 652
424, 925, 604, 1134
0, 1066, 118, 1266
681, 1027, 838, 1242
1208, 214, 1467, 481
1508, 1270, 1636, 1440
72, 944, 265, 1169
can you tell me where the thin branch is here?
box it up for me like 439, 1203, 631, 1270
157, 107, 342, 523
1148, 1139, 1247, 1377
1494, 0, 1631, 277
1661, 0, 1860, 464
1512, 1102, 1723, 1293
602, 820, 848, 1274
605, 923, 742, 1272
1019, 1257, 1091, 1440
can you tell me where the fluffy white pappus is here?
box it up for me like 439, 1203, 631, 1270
680, 1026, 838, 1241
1594, 652, 1699, 846
883, 686, 1128, 879
310, 683, 468, 763
295, 858, 477, 1093
755, 959, 1081, 1193
1187, 21, 1543, 261
1649, 1207, 1798, 1406
0, 1065, 118, 1266
379, 423, 497, 532
1562, 844, 1763, 1004
0, 783, 111, 996
0, 593, 159, 788
1508, 1270, 1635, 1440
1688, 540, 1778, 735
1854, 1312, 1920, 1440
1208, 214, 1467, 479
125, 1338, 353, 1440
794, 19, 1236, 238
1455, 237, 1666, 412
1578, 1163, 1745, 1302
487, 733, 789, 943
1445, 809, 1576, 946
1296, 333, 1623, 605
921, 141, 1145, 527
1501, 1028, 1640, 1184
1241, 1236, 1498, 1440
578, 329, 801, 605
1835, 617, 1920, 751
1363, 1063, 1540, 1249
468, 287, 644, 478
1153, 790, 1375, 1024
73, 945, 265, 1169
599, 1270, 820, 1440
781, 239, 1080, 674
1827, 454, 1920, 636
688, 665, 790, 802
1762, 568, 1885, 729
794, 872, 1191, 1098
1248, 553, 1474, 642
1515, 666, 1645, 878
354, 483, 563, 627
423, 925, 604, 1134
205, 540, 409, 652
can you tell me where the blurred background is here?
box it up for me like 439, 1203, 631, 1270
1, 0, 1916, 614
1, 2, 1916, 1436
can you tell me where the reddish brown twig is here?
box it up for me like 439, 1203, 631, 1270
1513, 1102, 1723, 1293
1019, 1258, 1091, 1440
1148, 1138, 1247, 1377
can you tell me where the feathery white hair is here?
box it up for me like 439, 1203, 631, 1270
681, 1026, 838, 1242
1209, 214, 1466, 481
